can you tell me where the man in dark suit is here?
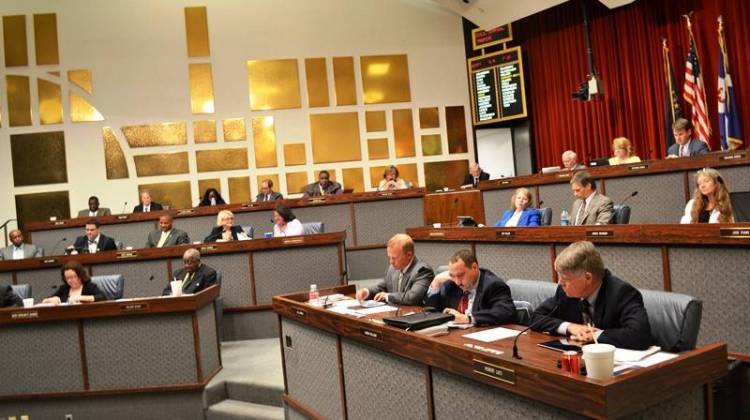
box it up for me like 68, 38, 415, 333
72, 219, 118, 253
0, 284, 22, 308
667, 118, 709, 158
462, 163, 490, 187
162, 248, 218, 295
133, 190, 164, 213
302, 170, 342, 197
255, 178, 284, 203
424, 249, 515, 326
145, 215, 190, 248
355, 234, 434, 305
531, 241, 652, 350
77, 196, 112, 218
0, 229, 43, 260
570, 171, 614, 225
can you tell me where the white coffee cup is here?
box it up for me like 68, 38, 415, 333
23, 298, 34, 308
582, 343, 616, 380
432, 223, 442, 228
170, 280, 183, 297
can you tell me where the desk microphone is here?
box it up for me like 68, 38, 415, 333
50, 237, 67, 256
620, 191, 638, 205
537, 201, 544, 209
512, 303, 559, 360
121, 201, 128, 214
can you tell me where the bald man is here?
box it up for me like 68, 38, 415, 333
462, 163, 490, 187
0, 230, 43, 260
162, 249, 218, 295
145, 215, 190, 248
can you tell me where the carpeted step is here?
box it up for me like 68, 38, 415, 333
206, 399, 284, 420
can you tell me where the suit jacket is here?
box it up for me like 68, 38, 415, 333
133, 202, 164, 213
462, 171, 490, 187
204, 225, 244, 242
145, 228, 190, 248
303, 182, 342, 197
495, 208, 541, 227
255, 191, 284, 203
73, 234, 118, 253
366, 257, 434, 305
162, 264, 218, 295
50, 281, 107, 302
424, 269, 515, 326
77, 208, 112, 218
0, 284, 22, 308
571, 192, 614, 225
0, 243, 43, 260
667, 139, 709, 157
530, 269, 653, 350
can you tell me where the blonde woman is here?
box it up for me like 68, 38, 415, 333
680, 168, 735, 224
494, 188, 541, 227
204, 210, 247, 242
608, 137, 641, 165
378, 166, 409, 191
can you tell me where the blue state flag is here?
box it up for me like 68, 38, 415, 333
718, 24, 743, 150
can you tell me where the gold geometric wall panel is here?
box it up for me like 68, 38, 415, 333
196, 148, 249, 172
370, 163, 417, 189
365, 110, 386, 132
184, 6, 210, 58
69, 92, 104, 122
198, 179, 221, 198
424, 160, 469, 191
284, 143, 306, 166
189, 63, 215, 114
419, 107, 439, 129
446, 105, 468, 154
122, 122, 187, 148
67, 70, 93, 94
228, 176, 251, 203
6, 75, 32, 126
310, 112, 361, 163
421, 134, 442, 156
15, 191, 71, 230
223, 118, 246, 141
252, 116, 278, 168
138, 181, 192, 210
102, 127, 129, 179
314, 169, 336, 183
286, 172, 309, 194
367, 138, 389, 160
332, 56, 356, 106
193, 120, 217, 143
256, 174, 280, 193
134, 152, 189, 177
342, 168, 365, 193
10, 131, 67, 187
33, 13, 59, 65
305, 57, 329, 108
3, 15, 28, 67
393, 109, 415, 158
247, 59, 301, 110
361, 54, 411, 104
37, 79, 63, 125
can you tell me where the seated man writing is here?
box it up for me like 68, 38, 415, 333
530, 241, 653, 350
424, 249, 515, 326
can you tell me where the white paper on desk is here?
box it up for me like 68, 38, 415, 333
330, 299, 360, 308
463, 327, 522, 342
624, 351, 678, 368
614, 345, 661, 363
354, 305, 397, 315
327, 306, 365, 317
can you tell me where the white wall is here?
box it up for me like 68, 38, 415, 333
0, 0, 473, 228
476, 127, 515, 178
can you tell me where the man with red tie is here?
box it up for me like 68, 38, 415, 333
424, 249, 515, 326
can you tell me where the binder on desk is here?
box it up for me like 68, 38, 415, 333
383, 312, 454, 331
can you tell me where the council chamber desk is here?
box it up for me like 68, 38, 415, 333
0, 286, 220, 420
0, 232, 347, 340
273, 285, 726, 419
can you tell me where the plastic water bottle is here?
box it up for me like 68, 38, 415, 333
560, 209, 570, 226
309, 284, 320, 306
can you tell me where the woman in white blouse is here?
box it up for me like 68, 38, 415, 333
680, 168, 734, 224
377, 166, 409, 191
273, 205, 304, 237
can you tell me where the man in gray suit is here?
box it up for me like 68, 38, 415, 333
77, 196, 112, 218
255, 178, 284, 202
0, 229, 43, 260
666, 118, 709, 158
355, 233, 434, 305
145, 215, 190, 248
570, 171, 614, 225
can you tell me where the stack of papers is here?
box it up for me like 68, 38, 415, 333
463, 327, 523, 343
614, 346, 678, 369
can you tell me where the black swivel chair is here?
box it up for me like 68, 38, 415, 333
90, 274, 125, 300
539, 208, 553, 226
612, 205, 631, 224
10, 284, 31, 300
302, 222, 325, 235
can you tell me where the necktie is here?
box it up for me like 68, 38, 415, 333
575, 200, 588, 225
157, 231, 169, 247
581, 299, 592, 325
397, 271, 404, 292
266, 194, 270, 202
457, 291, 470, 314
680, 145, 687, 157
183, 272, 193, 291
144, 206, 150, 212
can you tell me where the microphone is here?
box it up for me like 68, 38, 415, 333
512, 303, 559, 360
148, 275, 155, 282
50, 237, 67, 256
537, 200, 544, 209
620, 191, 638, 205
121, 201, 128, 214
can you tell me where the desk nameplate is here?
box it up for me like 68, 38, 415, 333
496, 230, 515, 238
10, 310, 39, 320
720, 152, 746, 161
719, 227, 750, 238
116, 251, 138, 259
586, 230, 614, 238
628, 164, 648, 171
120, 302, 149, 313
360, 328, 382, 341
472, 359, 516, 385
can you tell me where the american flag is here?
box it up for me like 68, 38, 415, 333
683, 22, 711, 148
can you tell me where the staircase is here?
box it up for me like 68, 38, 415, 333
205, 339, 285, 420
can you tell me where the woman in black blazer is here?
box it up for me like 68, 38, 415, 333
204, 210, 246, 242
43, 261, 106, 304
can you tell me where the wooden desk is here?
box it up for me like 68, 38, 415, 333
273, 285, 726, 419
406, 225, 750, 359
0, 286, 220, 419
0, 232, 346, 340
423, 188, 484, 225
